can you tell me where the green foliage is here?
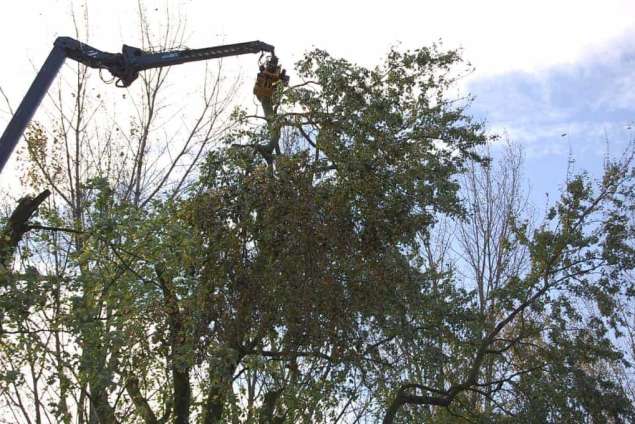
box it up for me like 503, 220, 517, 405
2, 43, 635, 424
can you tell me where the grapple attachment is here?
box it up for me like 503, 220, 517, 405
254, 55, 288, 98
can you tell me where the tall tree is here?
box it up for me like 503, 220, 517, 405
3, 16, 635, 423
0, 3, 236, 423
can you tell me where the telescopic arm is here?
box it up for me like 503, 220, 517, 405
0, 37, 276, 173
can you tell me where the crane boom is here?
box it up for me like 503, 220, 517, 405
0, 36, 278, 173
127, 41, 275, 70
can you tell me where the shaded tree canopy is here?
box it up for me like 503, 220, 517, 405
1, 34, 635, 424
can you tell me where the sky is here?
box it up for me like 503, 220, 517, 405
0, 0, 634, 211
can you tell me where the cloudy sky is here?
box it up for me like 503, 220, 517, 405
1, 0, 634, 209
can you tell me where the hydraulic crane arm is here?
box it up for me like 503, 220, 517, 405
56, 37, 275, 87
0, 37, 277, 173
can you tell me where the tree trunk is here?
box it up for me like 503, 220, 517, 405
173, 366, 191, 424
202, 360, 241, 424
157, 264, 192, 424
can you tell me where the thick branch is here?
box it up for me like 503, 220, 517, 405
0, 190, 50, 269
125, 375, 159, 424
156, 265, 191, 424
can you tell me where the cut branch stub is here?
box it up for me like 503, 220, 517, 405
0, 189, 50, 269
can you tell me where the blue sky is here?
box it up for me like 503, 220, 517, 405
467, 31, 635, 210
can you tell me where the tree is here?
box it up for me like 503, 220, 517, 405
0, 3, 236, 423
151, 44, 488, 422
381, 148, 635, 423
3, 16, 635, 423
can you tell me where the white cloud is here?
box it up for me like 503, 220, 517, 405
2, 1, 635, 77
1, 0, 634, 191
